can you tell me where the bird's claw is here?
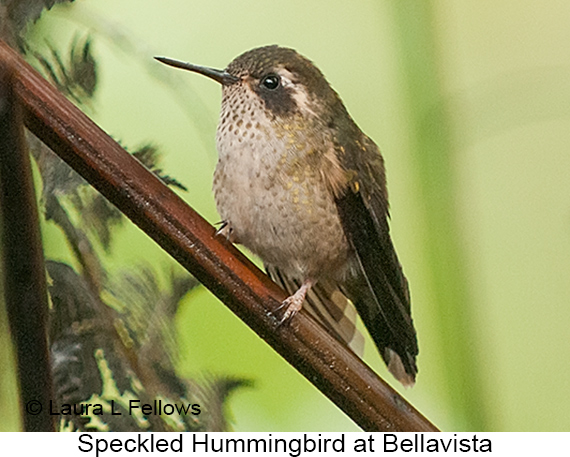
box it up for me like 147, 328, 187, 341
215, 220, 235, 242
271, 294, 304, 327
269, 280, 312, 326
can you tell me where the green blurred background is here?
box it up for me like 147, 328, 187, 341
1, 0, 570, 432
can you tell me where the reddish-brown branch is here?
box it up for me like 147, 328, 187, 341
0, 40, 438, 432
0, 63, 55, 432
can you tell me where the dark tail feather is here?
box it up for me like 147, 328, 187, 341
336, 188, 418, 385
341, 270, 417, 386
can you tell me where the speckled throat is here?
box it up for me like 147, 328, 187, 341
214, 78, 350, 282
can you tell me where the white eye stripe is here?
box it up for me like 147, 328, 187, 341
266, 66, 318, 117
276, 67, 297, 87
279, 74, 294, 87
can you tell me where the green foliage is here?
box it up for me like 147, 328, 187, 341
0, 1, 249, 431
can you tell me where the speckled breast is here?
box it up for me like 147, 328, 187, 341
213, 88, 349, 281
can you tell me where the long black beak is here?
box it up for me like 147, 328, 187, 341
154, 56, 239, 85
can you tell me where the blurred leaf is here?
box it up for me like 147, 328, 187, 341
80, 191, 124, 251
47, 261, 223, 432
1, 0, 74, 33
32, 34, 97, 106
105, 266, 200, 370
0, 0, 75, 51
70, 34, 96, 97
32, 142, 187, 254
200, 377, 254, 432
132, 143, 188, 191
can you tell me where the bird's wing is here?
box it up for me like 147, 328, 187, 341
266, 264, 365, 356
333, 134, 418, 386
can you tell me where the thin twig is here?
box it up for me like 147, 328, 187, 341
0, 40, 438, 432
0, 62, 55, 432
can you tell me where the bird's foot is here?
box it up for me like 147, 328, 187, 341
215, 220, 236, 242
272, 280, 313, 326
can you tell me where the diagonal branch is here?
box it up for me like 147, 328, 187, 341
0, 40, 438, 432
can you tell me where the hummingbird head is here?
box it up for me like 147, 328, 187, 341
155, 45, 344, 123
155, 45, 358, 199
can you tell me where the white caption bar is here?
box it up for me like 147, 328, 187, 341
3, 432, 569, 456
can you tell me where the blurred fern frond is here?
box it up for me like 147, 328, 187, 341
48, 260, 246, 432
131, 143, 188, 191
1, 2, 248, 432
32, 34, 96, 106
105, 266, 199, 373
0, 0, 75, 48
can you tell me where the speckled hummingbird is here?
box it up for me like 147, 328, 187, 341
155, 45, 418, 386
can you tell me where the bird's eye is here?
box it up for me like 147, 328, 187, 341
261, 74, 280, 90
